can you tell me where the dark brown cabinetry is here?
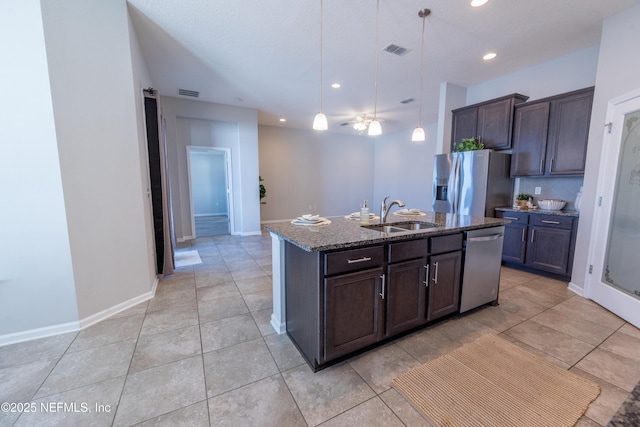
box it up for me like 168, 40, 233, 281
496, 211, 578, 276
285, 232, 466, 371
511, 87, 594, 177
451, 94, 528, 151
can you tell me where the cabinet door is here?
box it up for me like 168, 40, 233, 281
502, 223, 528, 264
526, 227, 572, 275
385, 258, 427, 337
477, 98, 514, 149
427, 251, 462, 322
546, 89, 594, 175
451, 107, 477, 151
324, 268, 384, 361
511, 102, 550, 176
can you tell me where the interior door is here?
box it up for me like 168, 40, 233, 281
587, 90, 640, 328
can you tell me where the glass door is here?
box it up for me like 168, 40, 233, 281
588, 91, 640, 328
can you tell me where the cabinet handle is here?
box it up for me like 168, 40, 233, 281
521, 228, 526, 242
433, 262, 439, 285
423, 265, 429, 288
379, 274, 385, 299
550, 158, 554, 171
531, 229, 536, 243
540, 159, 544, 173
347, 256, 372, 264
504, 216, 520, 221
541, 220, 560, 225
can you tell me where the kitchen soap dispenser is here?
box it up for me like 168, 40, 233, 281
360, 200, 369, 221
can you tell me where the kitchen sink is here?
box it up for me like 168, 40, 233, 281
362, 221, 440, 233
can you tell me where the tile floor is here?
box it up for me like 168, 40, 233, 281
1, 232, 640, 426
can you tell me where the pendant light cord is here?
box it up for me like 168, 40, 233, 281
319, 0, 323, 112
418, 12, 426, 126
373, 0, 379, 120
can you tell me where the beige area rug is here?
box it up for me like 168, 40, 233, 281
392, 334, 600, 427
174, 250, 202, 268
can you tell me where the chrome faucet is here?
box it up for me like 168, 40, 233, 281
380, 196, 405, 223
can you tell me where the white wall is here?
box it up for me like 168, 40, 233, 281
0, 0, 79, 340
373, 124, 439, 213
259, 126, 376, 220
466, 45, 599, 105
161, 97, 261, 237
41, 0, 156, 319
572, 3, 640, 294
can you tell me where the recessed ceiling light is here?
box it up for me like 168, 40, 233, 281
331, 83, 341, 88
483, 52, 497, 60
279, 118, 286, 122
471, 0, 488, 7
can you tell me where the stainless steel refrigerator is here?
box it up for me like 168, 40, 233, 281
432, 150, 512, 217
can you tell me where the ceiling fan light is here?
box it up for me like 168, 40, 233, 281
411, 126, 425, 142
368, 120, 382, 136
313, 112, 328, 130
353, 121, 367, 131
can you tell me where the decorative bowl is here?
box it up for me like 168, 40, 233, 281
537, 199, 566, 210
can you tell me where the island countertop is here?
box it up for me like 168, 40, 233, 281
264, 212, 508, 252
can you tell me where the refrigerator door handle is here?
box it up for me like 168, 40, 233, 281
447, 155, 461, 214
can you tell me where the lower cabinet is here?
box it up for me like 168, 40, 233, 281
324, 267, 384, 361
496, 211, 577, 276
285, 232, 465, 371
427, 250, 462, 321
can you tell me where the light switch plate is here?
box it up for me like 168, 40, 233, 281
534, 187, 541, 195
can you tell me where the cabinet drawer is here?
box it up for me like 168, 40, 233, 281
496, 211, 529, 223
388, 239, 429, 263
430, 233, 463, 254
324, 246, 384, 276
531, 215, 573, 229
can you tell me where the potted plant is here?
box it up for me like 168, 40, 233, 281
454, 137, 484, 152
259, 176, 266, 204
516, 193, 532, 208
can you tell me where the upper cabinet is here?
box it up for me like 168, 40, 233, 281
511, 87, 594, 177
451, 93, 528, 151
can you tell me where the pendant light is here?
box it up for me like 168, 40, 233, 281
312, 0, 328, 130
368, 0, 382, 136
412, 8, 431, 142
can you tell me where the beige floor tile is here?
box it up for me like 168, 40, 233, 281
576, 348, 640, 392
235, 275, 272, 295
531, 308, 616, 346
348, 343, 421, 394
200, 313, 261, 352
264, 333, 306, 372
0, 332, 76, 369
197, 295, 249, 323
208, 374, 306, 427
148, 285, 197, 313
251, 307, 277, 337
500, 284, 571, 308
0, 358, 57, 403
499, 267, 540, 283
504, 320, 594, 365
599, 329, 640, 362
68, 314, 144, 352
574, 416, 604, 427
195, 271, 234, 288
108, 300, 149, 320
522, 276, 573, 299
394, 325, 460, 363
553, 297, 625, 331
113, 355, 206, 426
203, 338, 279, 397
283, 362, 375, 426
140, 304, 200, 337
318, 396, 405, 427
570, 367, 630, 426
619, 323, 640, 339
379, 388, 431, 427
135, 401, 209, 427
130, 325, 202, 373
499, 334, 571, 369
230, 266, 268, 281
242, 289, 273, 312
464, 304, 528, 332
493, 295, 548, 320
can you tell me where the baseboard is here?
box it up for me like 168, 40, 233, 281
177, 235, 195, 242
0, 277, 159, 347
240, 230, 263, 236
0, 320, 81, 347
568, 281, 585, 297
78, 277, 158, 329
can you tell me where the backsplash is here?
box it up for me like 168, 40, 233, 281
514, 177, 583, 210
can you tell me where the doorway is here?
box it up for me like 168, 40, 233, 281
587, 89, 640, 328
186, 146, 234, 237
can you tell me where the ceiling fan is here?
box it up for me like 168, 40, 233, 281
339, 114, 385, 135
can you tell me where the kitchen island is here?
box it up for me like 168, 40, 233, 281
264, 212, 508, 371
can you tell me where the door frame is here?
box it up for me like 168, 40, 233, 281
585, 88, 640, 328
186, 146, 234, 237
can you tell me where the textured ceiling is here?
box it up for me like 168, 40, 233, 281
128, 0, 640, 136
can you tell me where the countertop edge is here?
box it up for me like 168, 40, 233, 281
495, 207, 579, 217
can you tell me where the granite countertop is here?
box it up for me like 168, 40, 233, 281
264, 212, 508, 252
495, 207, 579, 218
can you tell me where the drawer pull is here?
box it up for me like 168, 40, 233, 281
541, 220, 560, 225
531, 229, 536, 243
521, 228, 526, 242
504, 216, 520, 221
379, 274, 385, 299
433, 261, 439, 285
347, 256, 372, 264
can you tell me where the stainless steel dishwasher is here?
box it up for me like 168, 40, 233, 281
459, 226, 505, 313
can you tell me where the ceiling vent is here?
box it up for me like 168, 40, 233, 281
178, 88, 199, 97
400, 98, 415, 104
383, 44, 410, 56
